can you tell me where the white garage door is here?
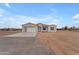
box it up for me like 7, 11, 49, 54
27, 27, 37, 32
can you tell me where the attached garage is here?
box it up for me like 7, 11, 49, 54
22, 23, 38, 32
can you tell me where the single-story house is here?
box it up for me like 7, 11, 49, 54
22, 23, 57, 32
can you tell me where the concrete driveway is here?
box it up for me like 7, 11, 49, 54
0, 32, 54, 55
4, 32, 36, 37
0, 37, 54, 55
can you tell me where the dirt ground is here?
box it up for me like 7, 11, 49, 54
0, 31, 21, 37
0, 30, 79, 55
37, 30, 79, 55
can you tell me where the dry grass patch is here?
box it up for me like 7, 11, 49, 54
0, 31, 21, 37
37, 31, 79, 55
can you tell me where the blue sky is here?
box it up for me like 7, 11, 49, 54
0, 3, 79, 28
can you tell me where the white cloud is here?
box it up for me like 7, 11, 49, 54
74, 21, 79, 23
8, 17, 16, 21
5, 3, 11, 8
72, 14, 79, 27
72, 14, 79, 20
0, 8, 6, 16
0, 7, 63, 28
53, 19, 59, 22
6, 15, 63, 26
0, 15, 63, 28
0, 21, 4, 24
0, 14, 2, 17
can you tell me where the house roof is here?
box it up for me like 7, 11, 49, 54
22, 22, 57, 27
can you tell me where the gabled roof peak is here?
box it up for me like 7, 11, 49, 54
26, 22, 34, 24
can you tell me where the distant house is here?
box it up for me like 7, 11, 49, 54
22, 23, 57, 32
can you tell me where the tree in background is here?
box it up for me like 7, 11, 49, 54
63, 26, 68, 30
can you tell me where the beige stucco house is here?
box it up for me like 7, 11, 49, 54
22, 23, 57, 32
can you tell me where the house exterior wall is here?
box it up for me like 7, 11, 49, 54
48, 26, 57, 32
54, 26, 57, 32
22, 25, 25, 32
22, 23, 57, 32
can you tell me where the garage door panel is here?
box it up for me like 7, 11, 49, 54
27, 27, 37, 32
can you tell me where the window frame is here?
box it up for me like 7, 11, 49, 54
50, 27, 54, 30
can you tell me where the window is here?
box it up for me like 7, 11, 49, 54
43, 27, 46, 30
51, 27, 54, 30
